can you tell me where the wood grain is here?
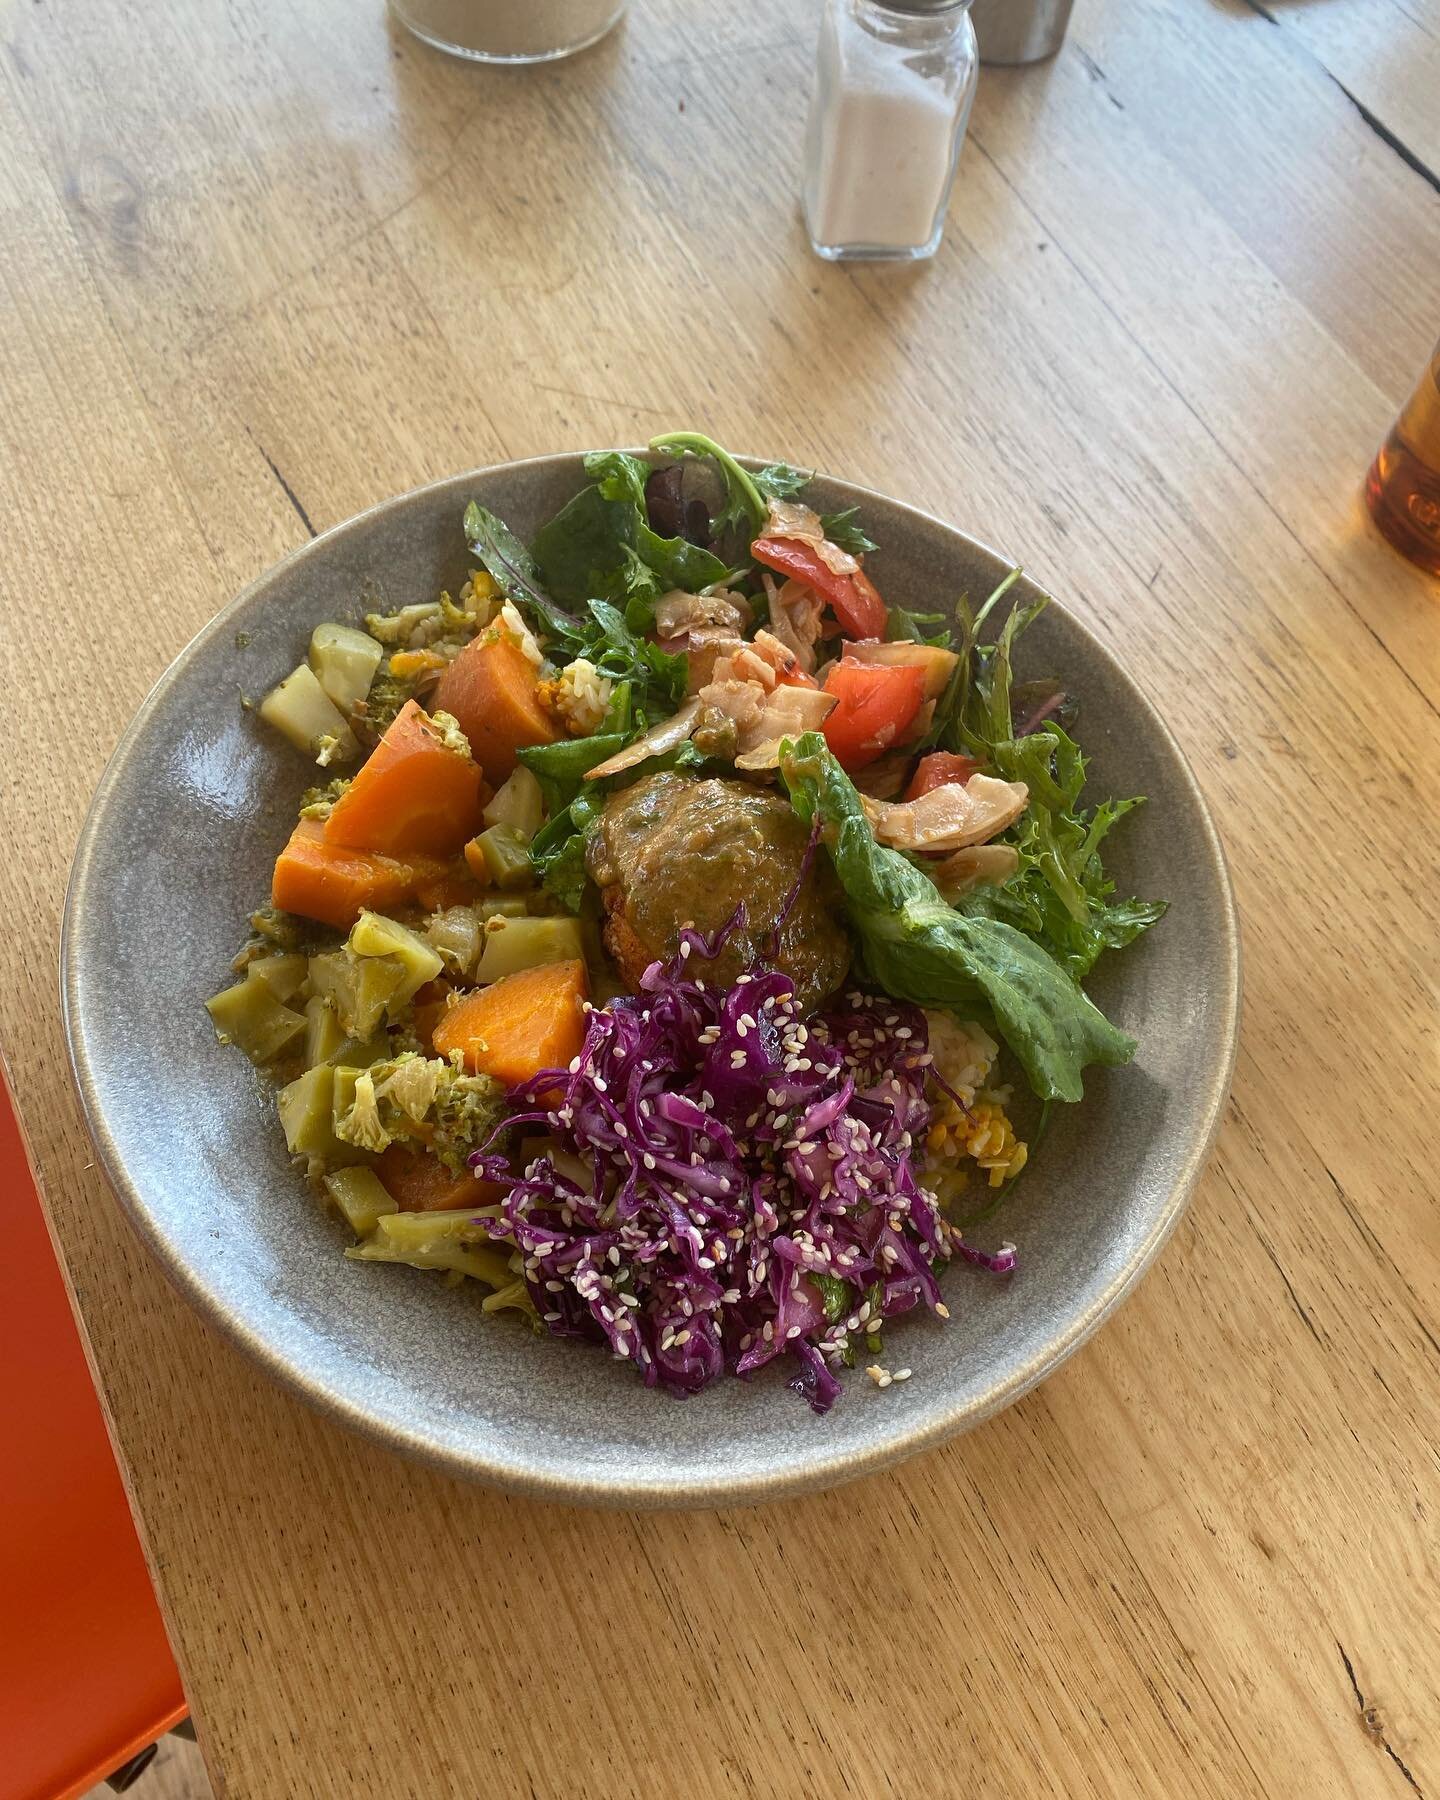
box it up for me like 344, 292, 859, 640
3, 0, 1438, 1794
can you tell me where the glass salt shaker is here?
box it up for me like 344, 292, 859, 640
803, 0, 979, 262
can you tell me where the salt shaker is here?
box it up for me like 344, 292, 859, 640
802, 0, 979, 263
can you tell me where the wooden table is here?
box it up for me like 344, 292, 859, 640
4, 0, 1437, 1793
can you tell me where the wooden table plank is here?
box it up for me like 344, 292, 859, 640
2, 1, 1437, 1795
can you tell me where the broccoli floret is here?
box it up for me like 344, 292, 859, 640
231, 906, 306, 973
299, 776, 352, 822
430, 1064, 508, 1175
331, 1054, 504, 1169
428, 709, 472, 759
337, 1068, 391, 1153
360, 665, 422, 735
365, 602, 443, 647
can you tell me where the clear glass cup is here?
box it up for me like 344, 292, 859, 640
1365, 337, 1440, 578
391, 0, 626, 65
803, 0, 979, 262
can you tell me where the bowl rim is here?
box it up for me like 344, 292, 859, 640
61, 450, 1241, 1507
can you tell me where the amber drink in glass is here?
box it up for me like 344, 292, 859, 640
1365, 338, 1440, 577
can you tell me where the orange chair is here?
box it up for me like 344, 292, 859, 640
0, 1073, 187, 1799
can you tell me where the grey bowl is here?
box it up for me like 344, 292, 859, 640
62, 453, 1240, 1507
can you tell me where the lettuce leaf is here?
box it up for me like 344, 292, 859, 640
779, 734, 1136, 1103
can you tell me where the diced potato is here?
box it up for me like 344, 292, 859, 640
481, 766, 544, 842
348, 911, 443, 1003
302, 994, 346, 1069
425, 905, 483, 979
207, 976, 305, 1065
247, 952, 309, 1004
475, 914, 585, 985
259, 663, 359, 764
309, 622, 384, 715
323, 1166, 398, 1237
308, 948, 406, 1038
471, 824, 534, 891
843, 640, 959, 700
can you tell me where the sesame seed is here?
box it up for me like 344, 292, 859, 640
786, 1325, 802, 1339
568, 1056, 581, 1074
675, 1329, 691, 1345
643, 1153, 657, 1170
731, 1049, 747, 1068
865, 1364, 888, 1386
608, 1246, 621, 1266
893, 1368, 912, 1381
935, 1302, 951, 1319
680, 940, 693, 958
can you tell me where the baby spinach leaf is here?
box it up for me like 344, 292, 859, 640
779, 734, 1137, 1103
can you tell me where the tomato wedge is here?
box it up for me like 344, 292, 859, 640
821, 658, 926, 771
904, 750, 980, 802
751, 536, 887, 639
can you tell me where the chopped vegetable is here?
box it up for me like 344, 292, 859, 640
843, 638, 957, 699
481, 766, 544, 841
469, 823, 535, 891
348, 911, 444, 1003
433, 634, 559, 784
277, 1064, 352, 1161
432, 958, 589, 1088
374, 1144, 499, 1213
271, 820, 449, 931
474, 914, 585, 985
424, 907, 482, 980
206, 975, 305, 1065
301, 994, 347, 1068
346, 1210, 514, 1287
906, 750, 980, 801
751, 536, 887, 639
469, 916, 1012, 1411
323, 699, 486, 857
259, 664, 359, 766
820, 658, 926, 770
780, 733, 1136, 1103
324, 1166, 399, 1236
309, 622, 384, 715
245, 952, 308, 1003
307, 948, 407, 1040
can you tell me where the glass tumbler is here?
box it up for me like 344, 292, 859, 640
1365, 337, 1440, 578
392, 0, 626, 64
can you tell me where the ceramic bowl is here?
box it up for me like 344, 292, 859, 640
62, 453, 1240, 1506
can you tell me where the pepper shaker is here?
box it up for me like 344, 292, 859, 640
802, 0, 980, 263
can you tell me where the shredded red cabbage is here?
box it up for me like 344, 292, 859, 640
471, 914, 1015, 1411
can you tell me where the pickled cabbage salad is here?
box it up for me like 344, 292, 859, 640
208, 434, 1165, 1411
